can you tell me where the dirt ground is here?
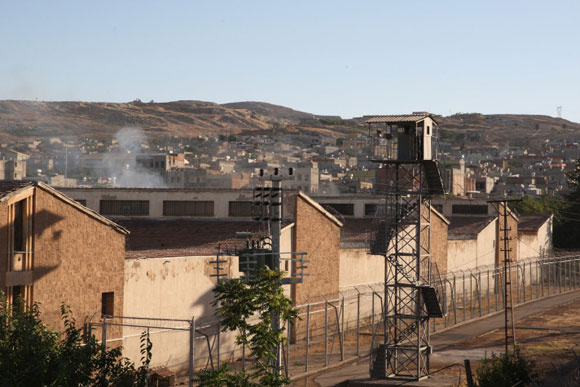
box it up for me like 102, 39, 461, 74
429, 297, 580, 386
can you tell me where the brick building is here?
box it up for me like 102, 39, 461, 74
0, 181, 127, 334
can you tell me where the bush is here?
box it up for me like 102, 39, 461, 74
475, 347, 538, 387
0, 300, 151, 386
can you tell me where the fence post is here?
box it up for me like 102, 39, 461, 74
495, 270, 499, 311
478, 271, 482, 317
469, 272, 473, 319
356, 293, 360, 357
340, 297, 345, 361
453, 274, 457, 325
487, 269, 490, 315
522, 262, 527, 302
305, 303, 310, 372
516, 265, 520, 304
324, 300, 328, 367
547, 262, 550, 296
463, 272, 466, 321
371, 291, 375, 350
189, 317, 195, 387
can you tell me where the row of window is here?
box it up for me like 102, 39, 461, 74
79, 199, 253, 217
78, 199, 489, 218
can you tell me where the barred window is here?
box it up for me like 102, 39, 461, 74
163, 201, 214, 217
452, 204, 488, 215
99, 200, 149, 216
229, 201, 252, 217
324, 203, 354, 216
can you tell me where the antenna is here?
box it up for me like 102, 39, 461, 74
557, 106, 562, 118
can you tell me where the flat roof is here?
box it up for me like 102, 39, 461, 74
365, 114, 438, 125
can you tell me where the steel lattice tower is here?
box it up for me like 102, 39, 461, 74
367, 114, 444, 381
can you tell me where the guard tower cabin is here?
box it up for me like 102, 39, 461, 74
366, 112, 437, 161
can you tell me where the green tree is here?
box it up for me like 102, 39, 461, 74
0, 300, 151, 386
196, 268, 298, 387
475, 347, 538, 387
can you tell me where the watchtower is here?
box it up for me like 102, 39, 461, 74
366, 113, 445, 381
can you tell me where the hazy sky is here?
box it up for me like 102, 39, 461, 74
1, 1, 579, 121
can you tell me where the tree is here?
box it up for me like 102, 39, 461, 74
196, 268, 298, 387
475, 347, 538, 387
0, 299, 151, 386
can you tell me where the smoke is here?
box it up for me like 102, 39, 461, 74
108, 127, 167, 188
115, 127, 145, 154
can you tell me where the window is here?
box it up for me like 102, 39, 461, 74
75, 199, 87, 206
229, 201, 253, 217
365, 203, 377, 217
323, 203, 354, 216
163, 201, 214, 217
433, 204, 443, 213
101, 292, 114, 317
13, 201, 25, 252
452, 204, 488, 215
99, 200, 149, 216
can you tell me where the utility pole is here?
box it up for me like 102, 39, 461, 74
256, 167, 291, 375
488, 198, 521, 354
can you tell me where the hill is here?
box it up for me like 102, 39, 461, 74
0, 100, 578, 148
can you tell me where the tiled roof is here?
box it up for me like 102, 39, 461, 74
117, 218, 290, 258
448, 216, 495, 239
0, 180, 34, 198
518, 214, 551, 232
340, 218, 372, 243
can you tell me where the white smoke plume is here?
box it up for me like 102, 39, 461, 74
107, 127, 167, 188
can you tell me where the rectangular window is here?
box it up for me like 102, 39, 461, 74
229, 201, 253, 217
101, 292, 114, 317
75, 199, 87, 206
323, 203, 354, 216
163, 201, 214, 217
99, 200, 149, 216
433, 204, 443, 213
365, 203, 377, 217
452, 204, 488, 215
13, 201, 25, 251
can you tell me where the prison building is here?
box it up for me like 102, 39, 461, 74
0, 181, 127, 336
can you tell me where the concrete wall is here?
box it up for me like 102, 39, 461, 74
448, 239, 477, 272
33, 188, 126, 336
339, 248, 383, 288
123, 255, 240, 372
58, 187, 296, 220
447, 220, 495, 272
519, 217, 553, 260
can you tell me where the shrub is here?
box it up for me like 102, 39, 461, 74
475, 347, 538, 387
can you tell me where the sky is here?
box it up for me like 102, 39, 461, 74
1, 0, 579, 122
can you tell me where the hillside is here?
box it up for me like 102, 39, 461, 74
0, 100, 578, 148
0, 100, 290, 141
